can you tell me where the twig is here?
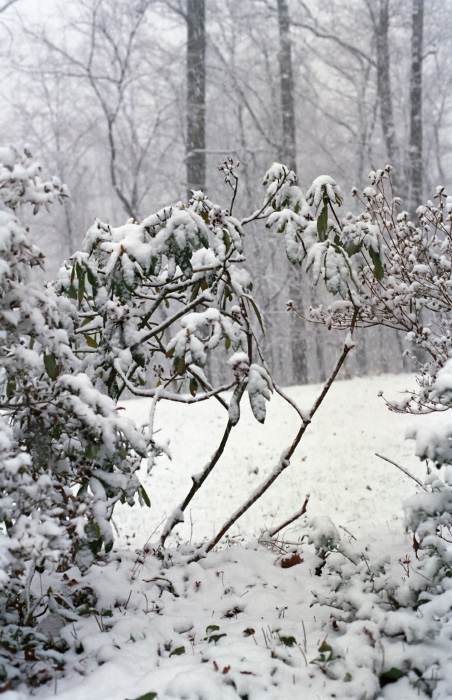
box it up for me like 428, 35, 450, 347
205, 310, 358, 552
267, 495, 310, 538
375, 453, 427, 490
339, 524, 357, 540
113, 360, 234, 403
159, 419, 235, 546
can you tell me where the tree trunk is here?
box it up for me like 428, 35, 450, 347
277, 0, 309, 384
186, 0, 206, 199
374, 0, 400, 186
277, 0, 296, 173
409, 0, 424, 220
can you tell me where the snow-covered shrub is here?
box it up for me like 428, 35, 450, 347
55, 188, 270, 423
266, 163, 452, 417
262, 163, 452, 696
52, 164, 285, 546
0, 146, 149, 686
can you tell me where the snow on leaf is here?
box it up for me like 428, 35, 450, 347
247, 364, 273, 424
306, 175, 343, 210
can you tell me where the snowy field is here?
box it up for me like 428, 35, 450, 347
10, 373, 452, 700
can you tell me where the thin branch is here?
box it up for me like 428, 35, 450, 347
375, 453, 427, 490
139, 292, 211, 343
159, 418, 236, 546
205, 309, 358, 552
113, 359, 234, 403
209, 39, 280, 151
266, 495, 310, 538
293, 1, 374, 68
0, 0, 19, 11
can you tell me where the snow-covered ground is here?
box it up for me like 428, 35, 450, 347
115, 372, 426, 548
10, 373, 452, 700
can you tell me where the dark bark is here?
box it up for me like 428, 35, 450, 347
408, 0, 426, 365
186, 0, 206, 199
277, 0, 296, 173
277, 0, 309, 384
372, 0, 400, 185
0, 0, 19, 12
409, 0, 424, 220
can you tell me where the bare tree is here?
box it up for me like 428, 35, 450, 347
409, 0, 424, 219
277, 0, 296, 173
28, 0, 180, 221
277, 0, 314, 384
186, 0, 205, 198
364, 0, 401, 184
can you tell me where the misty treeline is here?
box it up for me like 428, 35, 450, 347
0, 0, 449, 386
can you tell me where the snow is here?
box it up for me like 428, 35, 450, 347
306, 175, 343, 209
13, 374, 452, 699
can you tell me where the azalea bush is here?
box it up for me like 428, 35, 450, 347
269, 163, 452, 696
0, 146, 150, 686
0, 150, 362, 686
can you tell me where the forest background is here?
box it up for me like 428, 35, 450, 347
0, 0, 447, 387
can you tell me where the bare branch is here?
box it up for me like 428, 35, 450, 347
205, 310, 358, 552
0, 0, 19, 12
266, 495, 310, 538
293, 1, 374, 68
159, 418, 236, 546
375, 453, 427, 490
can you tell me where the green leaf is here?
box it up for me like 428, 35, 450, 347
6, 377, 16, 399
204, 624, 226, 644
177, 246, 193, 278
346, 241, 363, 257
169, 646, 185, 656
76, 264, 86, 307
131, 348, 146, 368
369, 247, 384, 280
125, 693, 158, 700
77, 604, 98, 616
175, 357, 186, 375
318, 641, 332, 654
84, 444, 99, 459
138, 484, 151, 508
243, 294, 265, 335
44, 353, 60, 381
84, 335, 98, 349
223, 230, 231, 253
380, 667, 405, 686
279, 635, 297, 647
317, 204, 328, 241
224, 336, 231, 350
86, 266, 98, 287
189, 378, 198, 397
189, 281, 201, 302
228, 382, 246, 426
